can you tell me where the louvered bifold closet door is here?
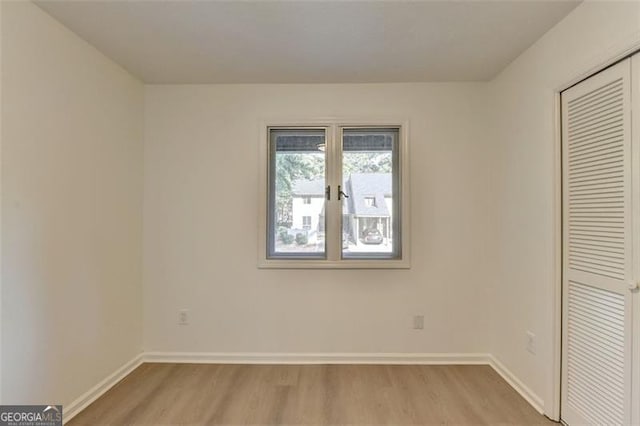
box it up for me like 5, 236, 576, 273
561, 58, 634, 426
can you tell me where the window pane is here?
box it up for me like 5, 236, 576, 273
341, 128, 400, 259
268, 129, 326, 258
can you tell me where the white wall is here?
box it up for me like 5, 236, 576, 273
486, 0, 640, 415
1, 1, 144, 407
143, 83, 492, 355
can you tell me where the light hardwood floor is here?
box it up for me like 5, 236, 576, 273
68, 363, 556, 425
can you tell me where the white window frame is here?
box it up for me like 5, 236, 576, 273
258, 118, 410, 269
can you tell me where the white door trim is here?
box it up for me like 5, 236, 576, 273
630, 52, 640, 426
550, 92, 562, 421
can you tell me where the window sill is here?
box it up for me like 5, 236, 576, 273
257, 259, 411, 269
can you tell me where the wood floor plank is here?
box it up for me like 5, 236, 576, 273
67, 363, 556, 426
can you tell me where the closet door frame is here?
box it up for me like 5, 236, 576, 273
551, 42, 640, 423
630, 53, 640, 426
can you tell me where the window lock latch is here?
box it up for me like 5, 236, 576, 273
326, 185, 331, 201
338, 185, 349, 200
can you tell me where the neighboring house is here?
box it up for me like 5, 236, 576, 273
291, 178, 326, 234
343, 173, 393, 243
291, 173, 392, 244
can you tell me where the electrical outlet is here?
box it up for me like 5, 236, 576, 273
179, 309, 190, 325
413, 315, 424, 330
526, 331, 536, 354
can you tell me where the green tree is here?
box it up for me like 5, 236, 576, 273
343, 152, 392, 174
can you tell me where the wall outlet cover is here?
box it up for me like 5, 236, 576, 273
413, 315, 424, 330
179, 309, 190, 325
526, 331, 536, 354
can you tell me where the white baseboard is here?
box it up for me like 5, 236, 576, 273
142, 351, 490, 365
64, 353, 144, 424
488, 355, 545, 415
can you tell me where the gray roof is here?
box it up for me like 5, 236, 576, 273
347, 173, 391, 216
292, 178, 325, 196
292, 173, 391, 217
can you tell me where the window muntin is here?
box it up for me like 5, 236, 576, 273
267, 129, 326, 258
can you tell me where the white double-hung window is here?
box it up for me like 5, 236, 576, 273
259, 122, 409, 268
